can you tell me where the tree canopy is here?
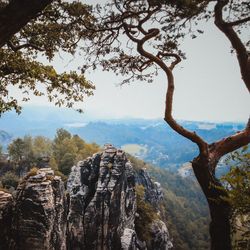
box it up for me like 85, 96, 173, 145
52, 128, 99, 175
0, 0, 95, 114
222, 147, 250, 215
0, 0, 249, 114
5, 129, 100, 177
80, 0, 249, 90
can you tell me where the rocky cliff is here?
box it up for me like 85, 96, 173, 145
0, 190, 13, 249
0, 145, 172, 250
0, 168, 67, 250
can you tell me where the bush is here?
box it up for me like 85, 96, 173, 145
54, 170, 67, 182
26, 167, 39, 178
0, 171, 20, 189
135, 185, 159, 244
59, 153, 75, 176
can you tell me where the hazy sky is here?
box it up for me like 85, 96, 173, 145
13, 8, 250, 123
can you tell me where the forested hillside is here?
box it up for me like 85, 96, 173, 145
129, 156, 210, 250
0, 130, 210, 250
0, 107, 244, 172
73, 121, 243, 171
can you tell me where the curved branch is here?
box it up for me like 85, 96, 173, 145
123, 26, 208, 155
212, 118, 250, 159
138, 3, 161, 35
228, 16, 250, 26
157, 52, 181, 70
214, 0, 250, 92
123, 23, 140, 43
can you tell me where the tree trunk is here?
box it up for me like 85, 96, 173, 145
192, 155, 232, 250
0, 0, 53, 48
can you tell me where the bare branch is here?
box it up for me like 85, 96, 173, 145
129, 27, 208, 155
212, 119, 250, 159
123, 23, 140, 43
227, 16, 250, 26
138, 59, 152, 71
214, 0, 250, 92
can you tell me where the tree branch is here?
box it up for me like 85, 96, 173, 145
157, 52, 181, 70
135, 59, 152, 72
228, 16, 250, 26
7, 41, 44, 52
122, 25, 208, 155
214, 0, 250, 92
0, 0, 53, 48
212, 118, 250, 158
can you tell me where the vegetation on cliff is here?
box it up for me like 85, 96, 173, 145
130, 155, 210, 250
1, 130, 249, 249
135, 184, 159, 245
0, 128, 99, 188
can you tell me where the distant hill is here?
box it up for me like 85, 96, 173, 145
69, 121, 244, 172
0, 130, 12, 150
0, 105, 92, 138
0, 105, 246, 172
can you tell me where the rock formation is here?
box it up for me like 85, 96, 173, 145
0, 190, 13, 249
136, 168, 163, 206
67, 145, 136, 250
7, 168, 67, 250
135, 168, 172, 250
150, 220, 173, 250
0, 145, 172, 250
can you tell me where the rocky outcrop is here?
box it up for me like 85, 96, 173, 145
121, 228, 138, 250
135, 168, 172, 250
0, 190, 13, 249
136, 168, 163, 207
67, 145, 136, 250
0, 145, 172, 250
150, 220, 173, 250
9, 168, 67, 250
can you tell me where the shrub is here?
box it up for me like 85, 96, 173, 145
135, 185, 159, 244
26, 167, 39, 178
0, 171, 20, 189
54, 170, 67, 182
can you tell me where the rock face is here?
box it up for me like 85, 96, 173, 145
0, 191, 13, 249
0, 145, 172, 250
3, 168, 67, 250
67, 145, 136, 250
150, 220, 173, 250
121, 228, 138, 250
135, 168, 172, 250
136, 168, 163, 206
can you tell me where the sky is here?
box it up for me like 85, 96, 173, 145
11, 6, 250, 123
